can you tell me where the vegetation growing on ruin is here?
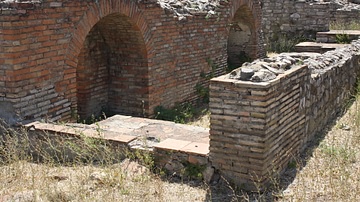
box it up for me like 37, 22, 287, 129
330, 20, 360, 30
336, 33, 352, 44
154, 102, 209, 127
330, 20, 360, 44
266, 34, 308, 53
154, 103, 196, 124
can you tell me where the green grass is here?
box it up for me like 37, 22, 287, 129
154, 102, 209, 125
336, 33, 352, 44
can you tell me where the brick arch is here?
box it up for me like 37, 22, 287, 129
226, 0, 263, 68
63, 0, 153, 120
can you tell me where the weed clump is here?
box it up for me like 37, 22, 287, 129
154, 103, 195, 124
266, 34, 309, 53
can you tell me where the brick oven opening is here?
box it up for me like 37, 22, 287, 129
227, 5, 256, 70
76, 13, 149, 121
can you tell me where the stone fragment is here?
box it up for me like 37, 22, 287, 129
89, 171, 107, 182
239, 68, 255, 81
50, 2, 62, 8
202, 166, 215, 184
290, 13, 300, 23
165, 160, 184, 174
261, 64, 284, 75
229, 68, 240, 79
251, 69, 276, 82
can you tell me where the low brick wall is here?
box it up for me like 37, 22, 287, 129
209, 40, 360, 189
209, 65, 309, 189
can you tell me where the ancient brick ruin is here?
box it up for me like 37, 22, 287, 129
0, 0, 264, 124
210, 42, 360, 188
2, 0, 360, 190
262, 0, 360, 41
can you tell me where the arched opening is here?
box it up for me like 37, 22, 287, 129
227, 5, 256, 70
76, 13, 149, 120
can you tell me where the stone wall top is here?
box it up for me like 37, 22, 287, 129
224, 39, 360, 83
157, 0, 224, 21
0, 0, 41, 12
0, 0, 224, 20
304, 40, 360, 75
211, 64, 306, 89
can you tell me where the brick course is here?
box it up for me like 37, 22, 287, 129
209, 41, 360, 190
261, 0, 360, 41
0, 0, 264, 123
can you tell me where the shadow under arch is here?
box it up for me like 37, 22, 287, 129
226, 0, 263, 70
63, 0, 153, 120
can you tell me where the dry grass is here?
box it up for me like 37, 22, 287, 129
276, 97, 360, 201
330, 20, 360, 30
0, 160, 209, 202
189, 109, 210, 128
2, 93, 360, 201
0, 125, 210, 202
267, 52, 280, 58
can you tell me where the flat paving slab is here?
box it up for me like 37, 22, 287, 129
295, 42, 347, 48
317, 30, 360, 35
25, 121, 137, 144
154, 139, 209, 156
180, 142, 209, 156
294, 42, 348, 53
154, 138, 192, 151
96, 115, 209, 144
24, 115, 210, 156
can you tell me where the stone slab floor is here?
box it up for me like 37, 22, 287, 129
25, 115, 210, 157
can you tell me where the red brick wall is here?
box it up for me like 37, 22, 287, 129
77, 13, 149, 119
0, 0, 264, 123
76, 24, 110, 119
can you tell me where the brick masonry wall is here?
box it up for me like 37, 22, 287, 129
261, 0, 360, 41
333, 9, 360, 24
209, 65, 309, 189
0, 0, 265, 124
304, 44, 360, 147
209, 40, 360, 189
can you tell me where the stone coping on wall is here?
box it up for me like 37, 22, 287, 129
157, 0, 224, 21
225, 39, 360, 84
212, 64, 306, 88
0, 0, 223, 20
0, 0, 41, 11
303, 40, 360, 76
